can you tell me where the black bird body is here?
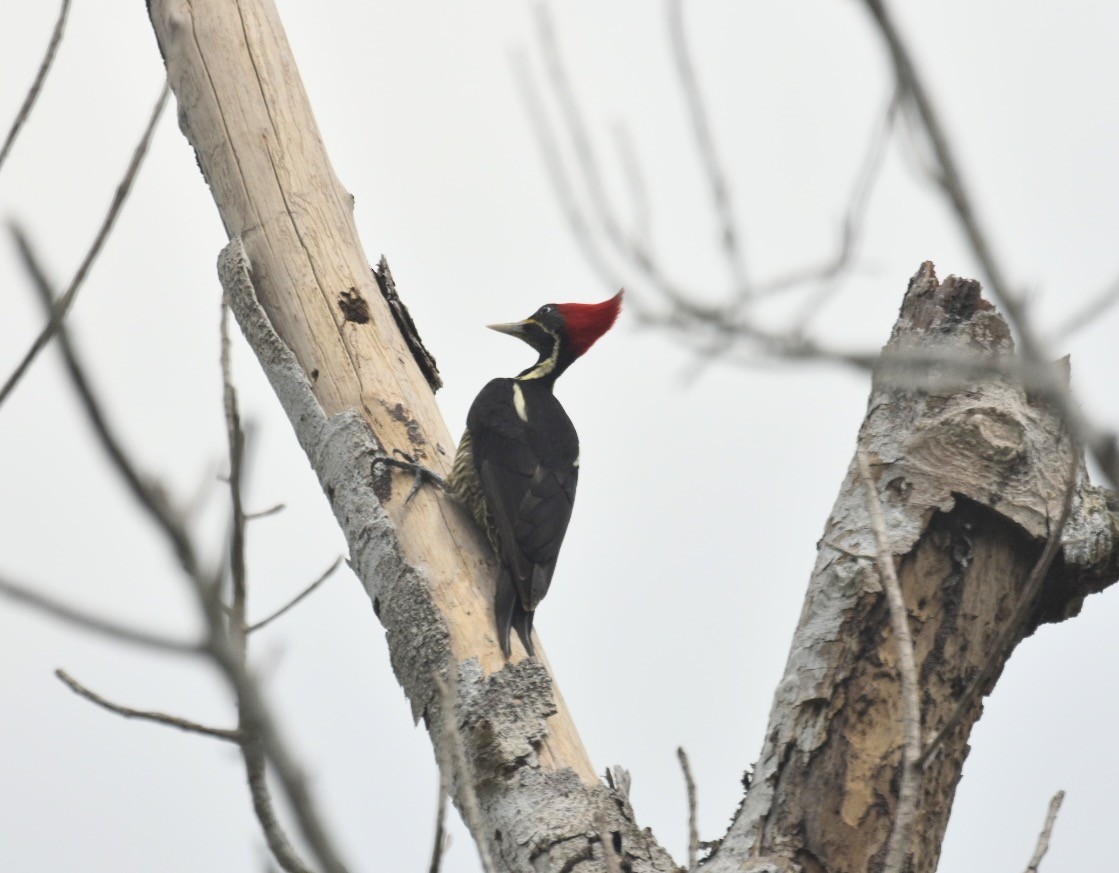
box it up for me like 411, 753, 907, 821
447, 291, 622, 657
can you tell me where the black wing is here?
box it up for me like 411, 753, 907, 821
467, 380, 579, 650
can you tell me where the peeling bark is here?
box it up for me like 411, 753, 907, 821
219, 241, 678, 872
150, 0, 678, 867
709, 264, 1118, 873
150, 1, 1119, 870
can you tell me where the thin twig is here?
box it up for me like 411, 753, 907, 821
0, 81, 170, 409
220, 304, 318, 873
246, 503, 287, 521
859, 1, 1119, 491
526, 3, 1119, 489
667, 0, 749, 298
247, 556, 343, 634
773, 92, 900, 319
0, 0, 71, 173
0, 574, 199, 653
861, 0, 1022, 341
202, 590, 345, 873
221, 300, 249, 648
534, 6, 624, 255
242, 727, 316, 873
435, 669, 497, 873
531, 12, 707, 308
612, 123, 652, 257
1024, 790, 1065, 873
11, 223, 198, 574
1050, 272, 1119, 342
56, 669, 241, 741
917, 445, 1080, 768
513, 51, 624, 291
428, 769, 451, 873
14, 227, 347, 873
857, 450, 922, 873
676, 747, 699, 871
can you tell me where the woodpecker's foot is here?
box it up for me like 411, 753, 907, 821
373, 449, 448, 502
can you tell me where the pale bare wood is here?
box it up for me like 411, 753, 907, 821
148, 0, 594, 781
145, 3, 686, 871
705, 265, 1118, 873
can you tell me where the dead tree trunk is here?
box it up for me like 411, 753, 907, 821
148, 1, 676, 870
706, 265, 1118, 873
147, 1, 1118, 871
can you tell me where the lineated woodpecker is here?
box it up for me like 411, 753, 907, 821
447, 290, 623, 658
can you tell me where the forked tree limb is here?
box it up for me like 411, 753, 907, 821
147, 1, 1119, 871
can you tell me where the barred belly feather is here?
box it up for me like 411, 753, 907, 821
447, 430, 499, 553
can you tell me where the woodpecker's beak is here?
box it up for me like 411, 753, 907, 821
486, 319, 536, 340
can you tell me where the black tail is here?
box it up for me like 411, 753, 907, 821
495, 568, 517, 658
494, 568, 536, 658
513, 604, 535, 657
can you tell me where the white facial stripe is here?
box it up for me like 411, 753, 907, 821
519, 325, 560, 380
573, 454, 579, 468
521, 356, 556, 380
512, 382, 528, 422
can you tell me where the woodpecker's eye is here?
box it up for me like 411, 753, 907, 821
537, 305, 554, 316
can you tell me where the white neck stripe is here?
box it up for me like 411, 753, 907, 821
518, 326, 560, 380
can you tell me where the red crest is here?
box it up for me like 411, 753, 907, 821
556, 289, 624, 357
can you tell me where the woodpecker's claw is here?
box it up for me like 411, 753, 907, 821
374, 449, 448, 503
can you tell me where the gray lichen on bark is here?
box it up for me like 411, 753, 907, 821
220, 238, 453, 719
223, 234, 1116, 872
710, 262, 1118, 873
219, 238, 678, 872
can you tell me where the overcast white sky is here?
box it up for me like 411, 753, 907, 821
2, 3, 1117, 871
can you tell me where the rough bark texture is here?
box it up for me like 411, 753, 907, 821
151, 1, 1119, 870
152, 0, 679, 868
707, 263, 1118, 873
219, 242, 677, 871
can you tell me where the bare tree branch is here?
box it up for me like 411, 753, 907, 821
56, 669, 242, 741
246, 503, 287, 521
676, 746, 699, 871
533, 5, 626, 258
529, 5, 705, 310
527, 4, 1119, 494
859, 1, 1119, 489
220, 300, 320, 873
857, 450, 922, 873
1024, 790, 1065, 873
221, 301, 249, 649
1050, 272, 1119, 342
11, 225, 347, 873
10, 222, 199, 574
428, 778, 450, 873
523, 11, 893, 366
0, 82, 169, 409
611, 123, 652, 257
201, 618, 327, 873
860, 0, 1018, 327
246, 557, 343, 634
241, 726, 317, 873
882, 4, 1119, 491
667, 0, 749, 298
0, 574, 199, 653
0, 0, 71, 172
512, 45, 624, 291
771, 91, 900, 315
